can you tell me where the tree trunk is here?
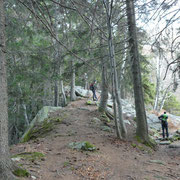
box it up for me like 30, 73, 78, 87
60, 79, 67, 107
154, 53, 161, 111
99, 64, 109, 112
119, 28, 128, 97
70, 59, 76, 101
0, 1, 15, 179
43, 79, 52, 106
104, 0, 127, 139
99, 34, 108, 112
54, 80, 59, 106
126, 0, 149, 142
158, 83, 173, 112
18, 83, 29, 126
84, 73, 88, 89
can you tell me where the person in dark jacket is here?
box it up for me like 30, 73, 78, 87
158, 112, 169, 139
90, 80, 98, 101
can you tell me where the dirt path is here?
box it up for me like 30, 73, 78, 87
11, 99, 180, 180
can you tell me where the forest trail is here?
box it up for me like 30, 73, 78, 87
11, 98, 180, 180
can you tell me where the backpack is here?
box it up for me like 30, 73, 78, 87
162, 114, 168, 121
90, 84, 93, 90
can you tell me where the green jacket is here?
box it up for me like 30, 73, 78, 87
159, 114, 168, 121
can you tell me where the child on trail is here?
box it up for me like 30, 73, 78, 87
158, 112, 169, 139
90, 80, 98, 101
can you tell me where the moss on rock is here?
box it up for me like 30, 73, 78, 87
12, 152, 45, 162
86, 100, 93, 105
13, 168, 29, 177
131, 143, 137, 148
69, 141, 96, 151
21, 118, 54, 142
100, 125, 112, 132
100, 112, 111, 123
21, 106, 62, 143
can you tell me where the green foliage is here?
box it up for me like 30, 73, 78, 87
86, 100, 93, 105
13, 168, 29, 177
63, 161, 71, 167
69, 141, 96, 151
140, 54, 155, 105
163, 94, 180, 115
131, 143, 137, 148
142, 76, 155, 105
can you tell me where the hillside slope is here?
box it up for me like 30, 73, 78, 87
11, 99, 180, 180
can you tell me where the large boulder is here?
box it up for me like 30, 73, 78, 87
20, 106, 62, 143
168, 114, 180, 129
75, 86, 92, 98
64, 86, 92, 98
106, 99, 162, 131
106, 99, 136, 120
147, 114, 161, 130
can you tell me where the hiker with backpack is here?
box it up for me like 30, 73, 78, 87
158, 112, 169, 139
90, 80, 98, 101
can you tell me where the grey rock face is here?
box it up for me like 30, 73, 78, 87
21, 106, 62, 142
169, 142, 180, 148
75, 86, 92, 98
147, 114, 161, 130
169, 114, 180, 130
159, 141, 171, 145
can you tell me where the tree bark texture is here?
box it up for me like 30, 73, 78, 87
60, 78, 67, 107
126, 0, 149, 141
43, 79, 52, 106
53, 4, 67, 107
54, 80, 59, 106
70, 59, 76, 101
99, 65, 109, 112
99, 34, 108, 112
0, 1, 15, 179
154, 53, 161, 111
104, 0, 127, 138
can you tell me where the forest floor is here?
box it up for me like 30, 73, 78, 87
11, 98, 180, 180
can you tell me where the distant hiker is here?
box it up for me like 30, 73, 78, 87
158, 112, 169, 139
90, 80, 98, 101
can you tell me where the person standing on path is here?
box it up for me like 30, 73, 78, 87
90, 80, 98, 101
158, 112, 169, 139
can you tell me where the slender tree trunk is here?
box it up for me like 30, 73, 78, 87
60, 79, 67, 107
119, 28, 128, 99
59, 65, 67, 107
99, 34, 108, 112
84, 73, 88, 89
53, 4, 67, 107
54, 80, 59, 106
104, 0, 127, 138
99, 64, 109, 112
158, 83, 172, 111
0, 1, 15, 179
18, 83, 29, 126
154, 53, 161, 111
158, 92, 167, 112
126, 0, 149, 142
70, 59, 76, 101
43, 79, 52, 106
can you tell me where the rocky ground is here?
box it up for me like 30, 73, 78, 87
11, 98, 180, 180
